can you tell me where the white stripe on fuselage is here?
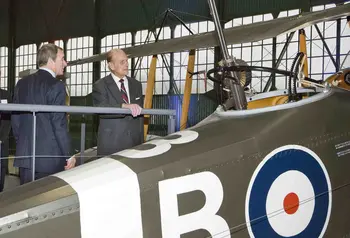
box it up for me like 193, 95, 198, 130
53, 157, 143, 238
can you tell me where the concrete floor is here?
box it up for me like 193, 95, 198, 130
3, 175, 20, 191
2, 157, 21, 191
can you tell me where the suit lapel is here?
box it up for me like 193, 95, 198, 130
105, 75, 123, 104
127, 76, 136, 104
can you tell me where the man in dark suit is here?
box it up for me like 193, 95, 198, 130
0, 70, 12, 192
12, 43, 76, 185
92, 49, 144, 157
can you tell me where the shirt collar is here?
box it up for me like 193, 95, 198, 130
39, 67, 56, 78
111, 73, 128, 83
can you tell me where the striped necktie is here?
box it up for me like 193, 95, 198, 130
119, 79, 129, 104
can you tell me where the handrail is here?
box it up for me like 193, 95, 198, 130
0, 103, 176, 182
0, 103, 176, 116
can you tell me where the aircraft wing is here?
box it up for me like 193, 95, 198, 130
68, 3, 350, 66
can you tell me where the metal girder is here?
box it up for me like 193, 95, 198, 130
336, 18, 341, 71
314, 24, 337, 70
263, 31, 295, 92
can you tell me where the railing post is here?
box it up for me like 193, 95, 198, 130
168, 115, 176, 134
80, 115, 86, 165
32, 112, 36, 182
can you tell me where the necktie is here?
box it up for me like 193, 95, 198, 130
119, 79, 129, 104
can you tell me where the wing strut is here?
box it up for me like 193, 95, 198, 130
207, 0, 247, 110
180, 49, 196, 130
299, 29, 309, 78
143, 55, 157, 140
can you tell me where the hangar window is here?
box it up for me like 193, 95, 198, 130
134, 27, 171, 95
225, 10, 299, 92
15, 44, 37, 84
174, 21, 215, 94
0, 47, 8, 89
66, 37, 93, 96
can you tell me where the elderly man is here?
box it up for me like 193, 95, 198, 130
92, 49, 144, 156
12, 43, 76, 185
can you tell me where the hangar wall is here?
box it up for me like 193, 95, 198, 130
0, 1, 349, 154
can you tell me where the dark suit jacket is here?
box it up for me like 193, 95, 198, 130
11, 69, 71, 174
0, 89, 12, 171
92, 74, 144, 156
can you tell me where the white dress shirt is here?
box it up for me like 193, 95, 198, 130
111, 73, 130, 103
39, 67, 56, 78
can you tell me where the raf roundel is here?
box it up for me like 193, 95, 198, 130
245, 145, 332, 238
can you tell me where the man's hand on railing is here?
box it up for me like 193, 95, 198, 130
122, 103, 142, 117
65, 156, 76, 170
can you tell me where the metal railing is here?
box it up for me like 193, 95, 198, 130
0, 103, 176, 182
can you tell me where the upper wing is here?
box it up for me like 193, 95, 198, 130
68, 3, 350, 66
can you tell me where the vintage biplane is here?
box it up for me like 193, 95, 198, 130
0, 0, 350, 237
